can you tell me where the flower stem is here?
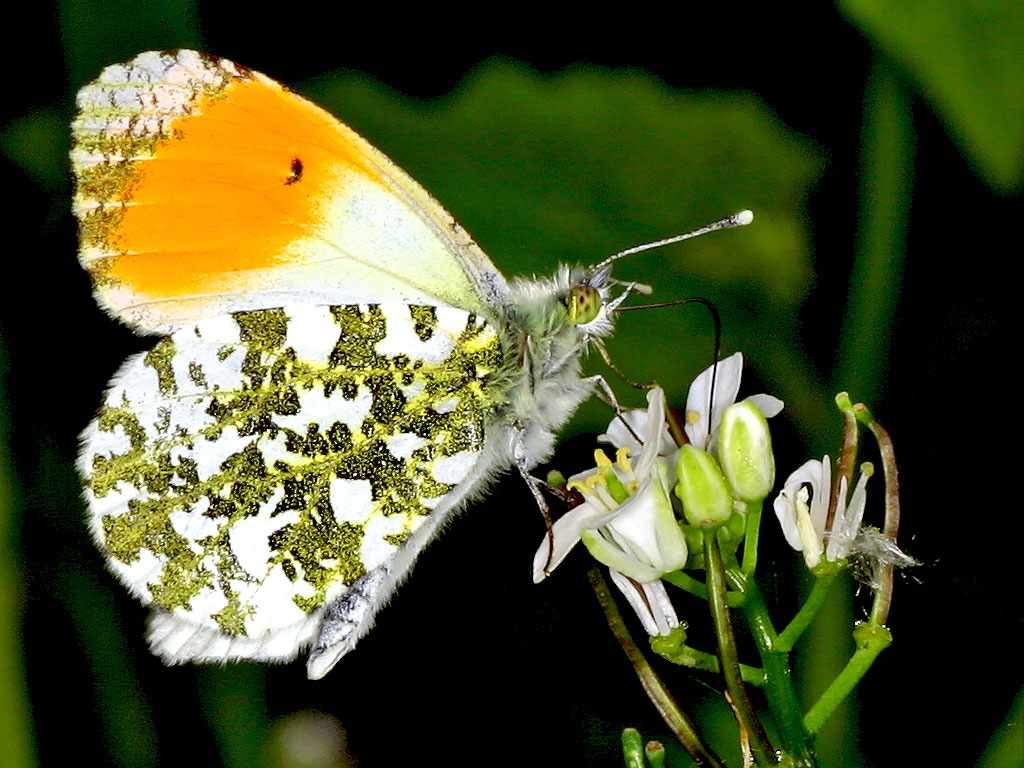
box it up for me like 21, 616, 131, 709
736, 575, 818, 767
741, 502, 763, 576
588, 568, 725, 768
803, 623, 892, 734
703, 536, 778, 766
650, 632, 766, 686
775, 571, 839, 652
622, 728, 646, 768
854, 404, 902, 626
645, 740, 667, 768
830, 394, 859, 535
662, 570, 745, 607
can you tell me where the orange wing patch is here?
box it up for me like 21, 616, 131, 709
72, 51, 380, 322
72, 50, 510, 335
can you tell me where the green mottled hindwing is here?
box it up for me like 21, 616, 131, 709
80, 303, 505, 663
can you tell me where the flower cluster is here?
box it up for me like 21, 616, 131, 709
534, 353, 785, 634
531, 350, 910, 766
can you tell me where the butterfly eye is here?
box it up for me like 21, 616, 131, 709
567, 283, 602, 325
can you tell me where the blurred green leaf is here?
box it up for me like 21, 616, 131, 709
0, 344, 34, 768
1, 109, 65, 192
59, 0, 202, 88
301, 60, 824, 430
840, 0, 1024, 194
62, 570, 158, 768
197, 666, 270, 768
834, 60, 914, 408
976, 685, 1024, 768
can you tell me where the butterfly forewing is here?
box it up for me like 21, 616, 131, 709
80, 303, 505, 657
71, 50, 509, 334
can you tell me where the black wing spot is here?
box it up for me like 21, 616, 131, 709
286, 157, 304, 185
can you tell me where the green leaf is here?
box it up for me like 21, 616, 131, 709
840, 0, 1024, 193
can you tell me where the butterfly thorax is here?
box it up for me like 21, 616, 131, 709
494, 265, 615, 470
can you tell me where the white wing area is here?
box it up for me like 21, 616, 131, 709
79, 302, 507, 676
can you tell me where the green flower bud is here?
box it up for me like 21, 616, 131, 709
545, 469, 567, 488
675, 444, 733, 528
717, 399, 776, 502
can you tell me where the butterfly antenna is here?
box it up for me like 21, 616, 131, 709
592, 209, 753, 274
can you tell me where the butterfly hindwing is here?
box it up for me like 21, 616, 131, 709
71, 50, 511, 333
79, 302, 506, 668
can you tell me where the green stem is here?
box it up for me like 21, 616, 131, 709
197, 665, 270, 768
588, 569, 725, 768
0, 345, 35, 768
829, 394, 859, 536
741, 503, 762, 577
622, 728, 645, 768
804, 623, 892, 734
645, 740, 667, 768
650, 633, 766, 686
775, 570, 839, 652
741, 578, 818, 767
704, 536, 778, 766
662, 570, 744, 607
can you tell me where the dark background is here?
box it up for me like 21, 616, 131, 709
1, 2, 1020, 767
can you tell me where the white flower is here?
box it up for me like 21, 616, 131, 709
577, 459, 687, 581
533, 388, 686, 579
533, 388, 688, 634
773, 455, 872, 569
684, 352, 783, 452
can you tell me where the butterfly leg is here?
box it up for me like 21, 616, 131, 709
584, 374, 653, 448
584, 373, 633, 429
513, 423, 578, 579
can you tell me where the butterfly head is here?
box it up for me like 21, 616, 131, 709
565, 263, 615, 326
528, 262, 627, 347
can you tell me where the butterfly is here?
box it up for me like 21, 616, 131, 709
72, 50, 749, 680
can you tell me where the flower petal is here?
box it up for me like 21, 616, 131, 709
746, 393, 784, 419
808, 454, 831, 540
634, 387, 669, 477
600, 387, 674, 468
608, 570, 680, 636
533, 501, 610, 583
684, 352, 743, 450
581, 528, 663, 582
600, 410, 648, 454
773, 457, 829, 551
826, 467, 870, 561
604, 464, 688, 574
